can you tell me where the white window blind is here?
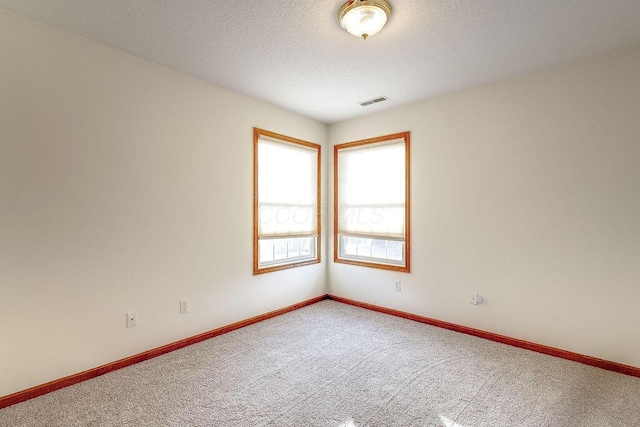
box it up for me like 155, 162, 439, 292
337, 139, 406, 240
258, 136, 318, 239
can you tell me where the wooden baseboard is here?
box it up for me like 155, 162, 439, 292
4, 293, 638, 410
327, 294, 640, 378
0, 295, 327, 410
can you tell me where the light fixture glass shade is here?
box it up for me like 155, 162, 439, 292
339, 0, 392, 40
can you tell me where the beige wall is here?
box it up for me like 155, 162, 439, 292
329, 47, 640, 368
0, 10, 327, 397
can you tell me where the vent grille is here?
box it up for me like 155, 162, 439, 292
359, 96, 389, 107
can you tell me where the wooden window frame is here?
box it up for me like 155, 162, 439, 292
334, 131, 410, 273
253, 128, 321, 275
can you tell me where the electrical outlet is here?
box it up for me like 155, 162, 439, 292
470, 292, 483, 305
395, 281, 402, 292
180, 299, 189, 314
126, 310, 138, 328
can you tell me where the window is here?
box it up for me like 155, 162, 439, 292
254, 128, 321, 274
334, 132, 410, 272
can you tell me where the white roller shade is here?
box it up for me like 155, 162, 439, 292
338, 139, 406, 240
258, 136, 318, 238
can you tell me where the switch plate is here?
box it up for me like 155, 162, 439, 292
395, 281, 402, 292
126, 310, 138, 328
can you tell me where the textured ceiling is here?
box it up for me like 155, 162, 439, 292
1, 1, 640, 123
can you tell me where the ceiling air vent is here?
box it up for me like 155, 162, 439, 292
359, 96, 389, 107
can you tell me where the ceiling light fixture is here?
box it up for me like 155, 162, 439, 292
338, 0, 392, 40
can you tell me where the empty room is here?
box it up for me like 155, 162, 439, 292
1, 1, 639, 426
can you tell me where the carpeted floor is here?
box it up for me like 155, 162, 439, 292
1, 300, 640, 426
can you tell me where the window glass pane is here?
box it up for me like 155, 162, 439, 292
258, 237, 316, 266
344, 236, 358, 256
356, 239, 372, 257
387, 241, 403, 261
340, 236, 403, 265
259, 240, 274, 263
300, 238, 311, 257
274, 240, 288, 260
288, 238, 300, 258
371, 239, 387, 259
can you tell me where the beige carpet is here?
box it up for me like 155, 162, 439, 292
1, 300, 640, 426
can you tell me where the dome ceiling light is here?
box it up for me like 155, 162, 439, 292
338, 0, 392, 40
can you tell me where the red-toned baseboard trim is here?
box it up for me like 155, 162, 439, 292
327, 294, 640, 378
0, 295, 327, 410
4, 293, 639, 410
